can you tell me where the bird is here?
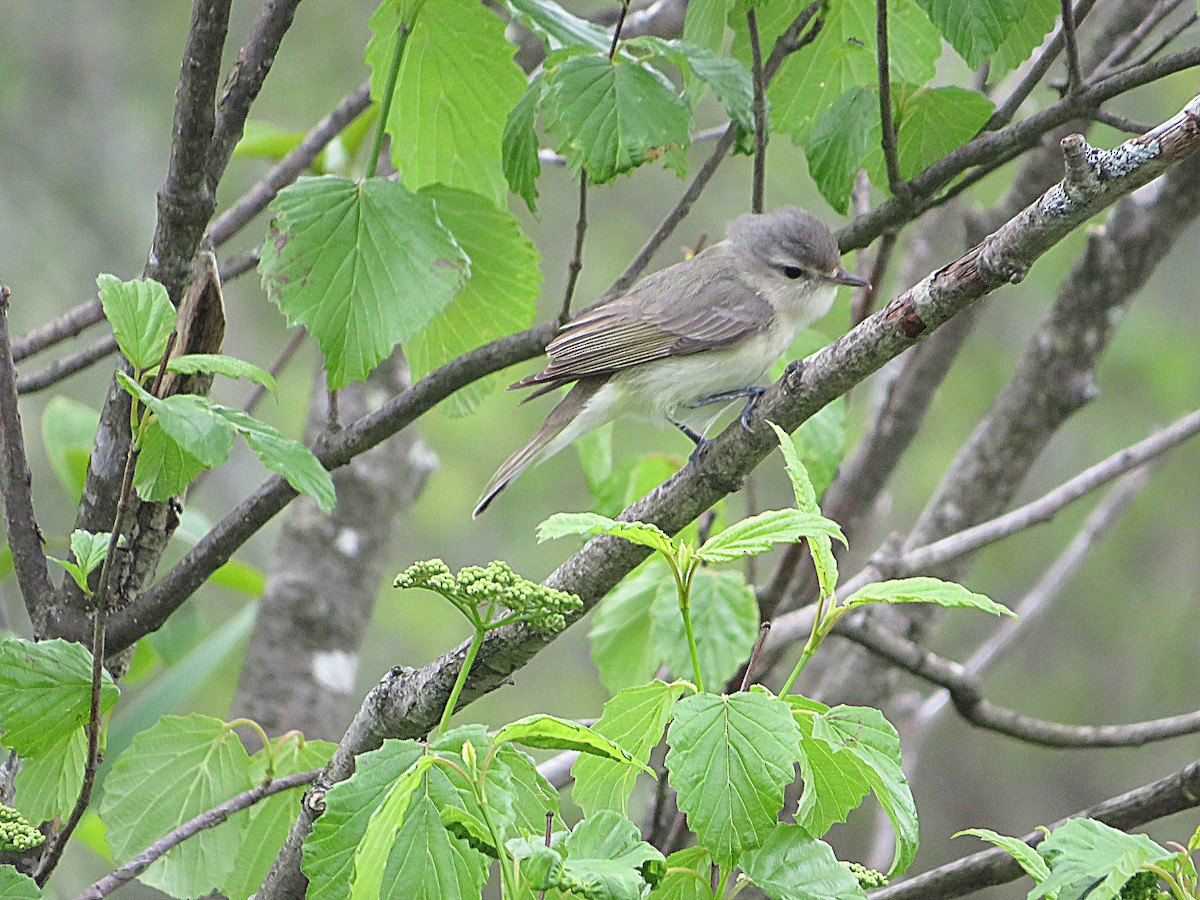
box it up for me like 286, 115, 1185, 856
473, 207, 866, 517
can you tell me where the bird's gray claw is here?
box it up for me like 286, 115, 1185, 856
739, 388, 766, 432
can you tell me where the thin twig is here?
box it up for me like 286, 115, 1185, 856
851, 230, 897, 328
746, 7, 767, 213
1091, 108, 1155, 134
876, 0, 906, 197
1061, 0, 1084, 94
77, 769, 319, 899
1092, 0, 1187, 79
219, 248, 261, 281
245, 328, 306, 417
16, 336, 118, 395
0, 288, 54, 614
740, 622, 772, 691
560, 174, 589, 324
1125, 11, 1197, 70
11, 299, 105, 363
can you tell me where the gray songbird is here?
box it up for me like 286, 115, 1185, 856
474, 207, 866, 517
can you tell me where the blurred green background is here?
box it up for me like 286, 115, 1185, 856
1, 1, 1197, 896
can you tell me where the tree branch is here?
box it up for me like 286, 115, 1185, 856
15, 336, 117, 395
10, 298, 105, 363
875, 0, 906, 197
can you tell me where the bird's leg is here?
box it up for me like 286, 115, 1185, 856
671, 418, 711, 463
688, 386, 766, 432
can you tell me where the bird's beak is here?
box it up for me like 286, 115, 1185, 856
827, 266, 870, 288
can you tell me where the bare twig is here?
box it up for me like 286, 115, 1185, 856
1061, 0, 1084, 94
11, 299, 104, 363
15, 336, 118, 395
746, 7, 767, 213
76, 769, 320, 899
207, 82, 372, 246
875, 0, 906, 198
245, 328, 306, 417
1125, 11, 1197, 70
740, 622, 772, 691
560, 174, 589, 324
0, 288, 54, 614
1092, 0, 1188, 79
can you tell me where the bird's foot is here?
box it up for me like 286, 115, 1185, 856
672, 419, 711, 462
687, 386, 766, 433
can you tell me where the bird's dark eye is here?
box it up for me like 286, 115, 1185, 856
781, 265, 804, 280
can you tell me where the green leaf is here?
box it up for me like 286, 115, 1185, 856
541, 55, 693, 184
538, 511, 675, 556
666, 689, 801, 866
0, 639, 118, 758
653, 846, 713, 899
0, 866, 41, 899
233, 121, 308, 161
913, 0, 1022, 68
303, 739, 425, 900
628, 37, 755, 131
350, 754, 439, 900
117, 372, 235, 468
166, 354, 277, 391
563, 810, 666, 887
1032, 818, 1175, 900
48, 530, 113, 593
506, 0, 612, 53
895, 87, 993, 180
13, 727, 85, 823
590, 561, 670, 692
409, 186, 541, 416
503, 74, 544, 212
210, 407, 336, 514
813, 705, 917, 877
132, 418, 205, 501
41, 396, 98, 501
572, 681, 686, 816
954, 828, 1050, 882
989, 0, 1059, 78
767, 0, 940, 142
788, 696, 871, 839
222, 737, 337, 900
97, 273, 176, 369
652, 568, 758, 688
806, 87, 876, 214
696, 508, 845, 564
378, 793, 490, 899
586, 448, 681, 519
682, 0, 729, 55
496, 744, 564, 843
260, 175, 468, 390
370, 0, 527, 205
767, 420, 840, 598
101, 714, 254, 898
843, 577, 1017, 618
494, 715, 650, 772
740, 824, 867, 899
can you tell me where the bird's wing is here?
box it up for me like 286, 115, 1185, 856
512, 262, 772, 393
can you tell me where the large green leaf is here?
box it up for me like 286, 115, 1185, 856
13, 727, 86, 823
954, 828, 1050, 882
41, 396, 98, 501
914, 0, 1023, 68
97, 274, 176, 369
990, 0, 1059, 79
506, 0, 612, 53
894, 87, 993, 180
843, 577, 1016, 618
503, 75, 544, 212
117, 372, 234, 468
1032, 818, 1176, 900
101, 715, 254, 898
740, 824, 867, 899
409, 186, 541, 416
696, 508, 845, 564
666, 689, 800, 866
133, 418, 205, 501
0, 639, 118, 758
652, 846, 712, 899
806, 87, 876, 214
538, 511, 675, 556
378, 792, 490, 899
350, 754, 439, 900
572, 681, 686, 816
789, 696, 872, 839
260, 175, 468, 389
589, 561, 670, 692
651, 568, 759, 688
494, 715, 649, 771
0, 867, 40, 899
541, 55, 692, 184
369, 0, 527, 205
767, 421, 840, 598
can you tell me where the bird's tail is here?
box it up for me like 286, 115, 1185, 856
474, 378, 605, 517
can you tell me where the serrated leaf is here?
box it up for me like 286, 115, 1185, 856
97, 273, 176, 369
629, 37, 755, 131
0, 867, 41, 899
767, 420, 840, 597
1032, 818, 1175, 900
895, 87, 993, 180
222, 737, 337, 900
13, 726, 85, 823
666, 689, 801, 866
767, 0, 940, 142
813, 705, 917, 877
378, 793, 490, 899
954, 828, 1050, 882
653, 846, 712, 899
303, 739, 426, 900
506, 0, 612, 53
210, 407, 336, 514
48, 530, 112, 592
572, 681, 687, 816
166, 353, 277, 391
790, 697, 872, 837
503, 74, 544, 211
844, 577, 1016, 618
101, 714, 254, 897
410, 186, 541, 416
806, 87, 876, 214
498, 744, 564, 842
350, 753, 438, 900
260, 175, 468, 390
914, 0, 1022, 68
564, 810, 667, 891
682, 0, 728, 55
369, 0, 527, 205
538, 512, 675, 556
740, 824, 867, 899
0, 639, 118, 758
590, 561, 670, 692
652, 568, 758, 688
133, 417, 205, 500
542, 55, 692, 184
697, 508, 845, 563
990, 0, 1059, 79
117, 372, 235, 468
494, 715, 649, 772
41, 396, 98, 501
